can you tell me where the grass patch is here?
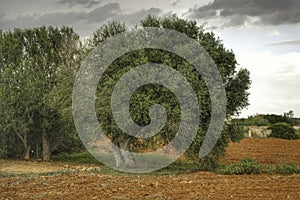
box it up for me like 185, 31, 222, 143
0, 171, 17, 178
51, 152, 101, 164
217, 158, 300, 175
147, 160, 200, 176
0, 170, 75, 178
261, 163, 300, 175
51, 152, 300, 175
50, 152, 201, 175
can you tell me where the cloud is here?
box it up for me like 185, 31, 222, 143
237, 50, 300, 117
122, 8, 162, 25
85, 3, 120, 23
57, 0, 101, 8
190, 0, 300, 27
0, 3, 121, 29
0, 3, 163, 36
268, 40, 300, 46
172, 0, 181, 6
0, 3, 121, 37
268, 30, 281, 37
0, 13, 5, 21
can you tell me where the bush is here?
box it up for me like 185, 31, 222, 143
261, 163, 300, 175
228, 122, 245, 142
218, 160, 300, 175
218, 159, 261, 175
268, 122, 299, 140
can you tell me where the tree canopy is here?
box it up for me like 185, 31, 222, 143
87, 15, 251, 169
0, 15, 251, 170
0, 26, 83, 160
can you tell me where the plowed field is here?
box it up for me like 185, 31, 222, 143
1, 138, 299, 200
223, 138, 300, 165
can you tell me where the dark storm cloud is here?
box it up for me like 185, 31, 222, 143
190, 0, 300, 27
0, 2, 162, 36
0, 3, 121, 30
268, 40, 300, 46
57, 0, 101, 8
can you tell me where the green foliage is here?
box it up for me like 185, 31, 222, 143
51, 151, 172, 168
218, 159, 300, 175
242, 115, 271, 126
218, 159, 261, 175
89, 15, 251, 169
227, 122, 245, 142
238, 113, 299, 126
87, 21, 126, 51
0, 171, 16, 178
261, 163, 300, 175
296, 129, 300, 138
153, 159, 201, 175
264, 113, 295, 125
134, 154, 173, 169
0, 15, 251, 169
268, 122, 299, 140
51, 152, 100, 164
0, 26, 84, 159
51, 135, 84, 155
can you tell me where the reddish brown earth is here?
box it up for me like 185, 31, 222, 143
223, 138, 300, 165
1, 172, 299, 199
1, 138, 300, 200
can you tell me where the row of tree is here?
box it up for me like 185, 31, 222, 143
0, 15, 251, 168
0, 26, 83, 159
237, 111, 300, 127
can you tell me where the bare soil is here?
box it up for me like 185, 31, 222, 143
1, 138, 300, 200
223, 138, 300, 165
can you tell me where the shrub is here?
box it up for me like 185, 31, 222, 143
218, 159, 261, 175
0, 172, 14, 178
218, 160, 300, 175
268, 122, 299, 140
228, 122, 245, 142
243, 115, 270, 126
261, 163, 300, 175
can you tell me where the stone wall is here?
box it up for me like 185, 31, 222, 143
245, 126, 271, 138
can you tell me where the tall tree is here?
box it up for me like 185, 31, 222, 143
0, 29, 39, 159
140, 15, 251, 168
0, 26, 82, 160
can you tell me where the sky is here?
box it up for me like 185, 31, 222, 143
0, 0, 300, 118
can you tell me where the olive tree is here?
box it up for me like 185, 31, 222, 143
87, 15, 251, 169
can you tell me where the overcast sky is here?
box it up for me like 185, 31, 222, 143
1, 0, 300, 118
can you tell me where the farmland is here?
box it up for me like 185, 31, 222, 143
1, 138, 299, 199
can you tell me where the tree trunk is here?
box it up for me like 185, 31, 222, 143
120, 139, 136, 168
35, 143, 40, 158
112, 138, 136, 168
112, 145, 125, 167
24, 145, 30, 160
42, 132, 50, 161
16, 132, 30, 160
